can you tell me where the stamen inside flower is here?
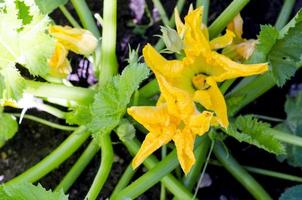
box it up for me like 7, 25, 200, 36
192, 73, 209, 90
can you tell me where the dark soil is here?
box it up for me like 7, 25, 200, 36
1, 0, 302, 200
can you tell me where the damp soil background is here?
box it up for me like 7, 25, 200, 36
1, 0, 302, 199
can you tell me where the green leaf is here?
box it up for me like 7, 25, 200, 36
247, 11, 302, 86
0, 182, 68, 200
225, 115, 285, 155
115, 118, 136, 142
279, 184, 302, 200
0, 110, 18, 148
65, 105, 92, 126
277, 92, 302, 167
35, 0, 68, 14
0, 0, 54, 77
0, 66, 25, 100
89, 63, 149, 140
247, 25, 279, 64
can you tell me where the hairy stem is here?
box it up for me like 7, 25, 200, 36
55, 141, 100, 192
85, 134, 114, 200
213, 142, 272, 200
70, 0, 100, 37
5, 127, 90, 186
59, 5, 81, 28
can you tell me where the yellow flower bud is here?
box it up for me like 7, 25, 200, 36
49, 25, 98, 55
48, 42, 71, 78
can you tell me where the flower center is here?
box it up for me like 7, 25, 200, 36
192, 74, 209, 90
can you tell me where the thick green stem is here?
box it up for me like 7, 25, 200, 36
24, 80, 94, 105
85, 134, 114, 200
152, 0, 170, 26
55, 141, 100, 192
5, 126, 90, 186
196, 0, 210, 24
275, 0, 296, 30
70, 0, 100, 37
35, 103, 66, 119
270, 128, 302, 148
208, 0, 250, 38
59, 5, 81, 28
110, 164, 136, 198
213, 142, 272, 200
210, 160, 302, 183
99, 0, 118, 85
183, 136, 210, 191
112, 138, 198, 200
10, 113, 77, 131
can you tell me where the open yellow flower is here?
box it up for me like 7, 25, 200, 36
49, 25, 98, 55
128, 104, 212, 174
48, 42, 71, 78
143, 7, 268, 128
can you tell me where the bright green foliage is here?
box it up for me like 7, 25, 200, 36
226, 115, 285, 155
0, 109, 18, 148
89, 64, 150, 140
65, 105, 92, 126
0, 0, 55, 100
0, 66, 25, 100
247, 25, 279, 64
277, 92, 302, 167
115, 118, 136, 142
35, 0, 68, 14
0, 182, 68, 200
279, 184, 302, 200
248, 11, 302, 86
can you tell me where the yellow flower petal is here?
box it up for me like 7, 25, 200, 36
183, 7, 211, 57
49, 25, 98, 55
209, 52, 269, 82
173, 128, 196, 174
194, 77, 228, 128
209, 30, 235, 50
48, 42, 71, 78
189, 111, 213, 135
227, 14, 243, 39
128, 105, 179, 168
157, 74, 195, 119
174, 8, 185, 38
132, 128, 175, 168
143, 44, 184, 78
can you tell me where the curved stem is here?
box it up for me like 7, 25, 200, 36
25, 80, 94, 105
196, 0, 210, 24
208, 0, 250, 38
10, 113, 77, 131
210, 160, 302, 183
275, 0, 296, 30
113, 138, 201, 200
110, 164, 136, 198
5, 126, 90, 186
213, 142, 272, 200
85, 134, 113, 200
270, 128, 302, 148
152, 0, 170, 26
59, 5, 81, 28
70, 0, 100, 37
55, 141, 100, 192
98, 0, 118, 85
35, 103, 66, 119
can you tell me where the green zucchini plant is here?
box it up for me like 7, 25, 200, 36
1, 0, 302, 200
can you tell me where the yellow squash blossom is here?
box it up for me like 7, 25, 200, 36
223, 14, 257, 61
128, 7, 268, 174
49, 25, 98, 55
143, 7, 268, 128
128, 104, 213, 174
48, 42, 71, 78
